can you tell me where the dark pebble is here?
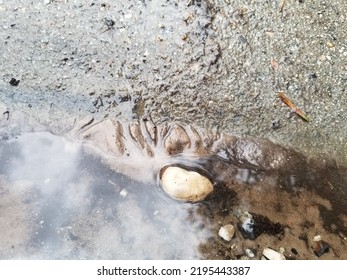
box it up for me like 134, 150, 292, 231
238, 219, 256, 240
309, 73, 317, 79
313, 241, 330, 257
9, 78, 20, 86
238, 213, 284, 240
291, 248, 298, 255
271, 120, 281, 129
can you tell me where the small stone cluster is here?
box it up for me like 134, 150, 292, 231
215, 212, 331, 260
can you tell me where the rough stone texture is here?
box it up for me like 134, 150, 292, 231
218, 224, 235, 241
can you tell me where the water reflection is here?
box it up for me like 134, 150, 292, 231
0, 132, 211, 259
1, 130, 346, 260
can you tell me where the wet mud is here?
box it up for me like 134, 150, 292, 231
0, 113, 346, 259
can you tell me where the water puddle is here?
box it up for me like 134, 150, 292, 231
0, 132, 211, 259
0, 128, 346, 260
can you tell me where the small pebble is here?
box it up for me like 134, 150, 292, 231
9, 78, 20, 86
231, 244, 244, 257
326, 41, 335, 48
291, 248, 298, 255
237, 211, 255, 239
245, 248, 255, 258
314, 241, 330, 257
313, 238, 330, 257
313, 235, 322, 242
271, 119, 281, 129
181, 33, 189, 41
262, 248, 286, 260
41, 38, 49, 44
218, 224, 235, 241
119, 189, 128, 197
309, 73, 317, 79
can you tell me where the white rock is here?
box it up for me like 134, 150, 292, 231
119, 189, 128, 197
245, 248, 255, 258
238, 211, 253, 223
218, 224, 235, 241
313, 235, 322, 242
279, 247, 285, 254
262, 248, 286, 260
160, 166, 213, 202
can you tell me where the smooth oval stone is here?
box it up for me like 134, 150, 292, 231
160, 166, 213, 202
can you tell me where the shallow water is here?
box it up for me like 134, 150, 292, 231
1, 129, 346, 260
0, 132, 212, 259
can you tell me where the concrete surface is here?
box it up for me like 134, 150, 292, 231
0, 0, 346, 165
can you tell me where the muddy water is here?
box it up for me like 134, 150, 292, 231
0, 124, 346, 259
